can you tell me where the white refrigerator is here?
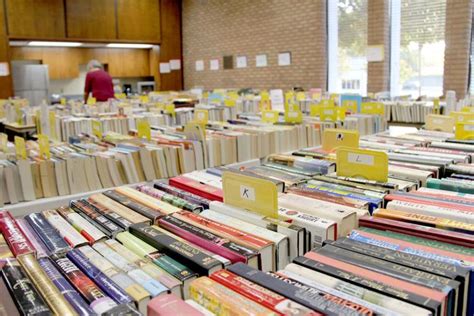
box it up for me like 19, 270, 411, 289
12, 63, 49, 106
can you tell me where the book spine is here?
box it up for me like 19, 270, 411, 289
67, 249, 134, 305
210, 270, 317, 316
189, 277, 277, 315
53, 257, 117, 314
154, 181, 210, 209
39, 257, 94, 316
84, 199, 133, 229
0, 233, 13, 259
102, 190, 163, 221
25, 213, 70, 257
136, 185, 203, 213
1, 258, 51, 315
70, 200, 123, 237
158, 215, 256, 264
147, 293, 204, 316
129, 223, 221, 276
227, 262, 364, 316
15, 218, 47, 258
18, 254, 77, 316
56, 206, 106, 244
169, 176, 223, 201
42, 209, 88, 248
0, 211, 35, 257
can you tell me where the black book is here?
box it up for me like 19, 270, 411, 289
154, 182, 210, 209
1, 259, 51, 316
83, 199, 133, 229
293, 255, 442, 316
328, 237, 469, 316
70, 200, 123, 237
103, 190, 164, 222
315, 244, 457, 316
227, 262, 369, 316
129, 223, 222, 276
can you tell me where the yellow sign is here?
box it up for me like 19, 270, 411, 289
284, 91, 294, 110
461, 106, 474, 113
455, 122, 474, 140
284, 109, 303, 123
296, 92, 306, 102
194, 109, 209, 125
260, 91, 270, 102
320, 106, 337, 122
320, 99, 335, 107
222, 171, 278, 219
322, 129, 359, 152
14, 136, 27, 160
224, 99, 236, 107
288, 103, 299, 111
433, 98, 440, 114
184, 122, 206, 142
115, 93, 126, 99
361, 102, 384, 115
0, 133, 7, 152
87, 97, 96, 105
336, 147, 388, 182
450, 111, 474, 123
38, 134, 51, 159
261, 110, 279, 123
165, 104, 175, 116
92, 120, 103, 139
140, 95, 149, 103
342, 100, 357, 113
49, 112, 57, 140
60, 97, 66, 105
259, 100, 271, 111
425, 114, 454, 132
310, 104, 322, 117
137, 119, 151, 140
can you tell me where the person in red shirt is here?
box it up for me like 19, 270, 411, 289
84, 60, 114, 103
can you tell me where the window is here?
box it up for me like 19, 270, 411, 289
391, 0, 446, 98
328, 0, 368, 96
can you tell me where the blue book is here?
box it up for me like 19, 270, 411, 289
340, 94, 362, 112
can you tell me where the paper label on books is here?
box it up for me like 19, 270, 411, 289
140, 95, 149, 103
0, 133, 7, 152
461, 106, 474, 113
60, 97, 66, 105
92, 120, 103, 139
342, 100, 357, 113
222, 171, 278, 219
184, 123, 206, 141
309, 104, 322, 117
322, 129, 359, 151
425, 114, 454, 132
450, 111, 474, 123
361, 102, 384, 115
320, 106, 337, 122
165, 104, 175, 116
14, 136, 27, 159
261, 110, 279, 123
137, 119, 151, 140
433, 98, 440, 114
284, 110, 302, 123
455, 122, 474, 140
38, 134, 51, 159
114, 93, 126, 99
269, 89, 284, 111
224, 99, 236, 107
296, 92, 306, 101
336, 147, 388, 182
194, 109, 209, 125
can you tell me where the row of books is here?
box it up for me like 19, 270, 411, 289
384, 101, 439, 123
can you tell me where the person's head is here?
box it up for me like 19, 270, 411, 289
87, 59, 103, 72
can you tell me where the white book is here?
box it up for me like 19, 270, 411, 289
184, 170, 222, 189
204, 204, 289, 270
278, 193, 357, 237
388, 165, 433, 186
185, 300, 215, 316
278, 207, 336, 247
42, 209, 88, 247
58, 207, 106, 243
386, 200, 474, 224
16, 160, 36, 201
208, 200, 304, 260
417, 187, 474, 200
283, 263, 431, 316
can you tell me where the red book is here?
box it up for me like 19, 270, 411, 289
304, 251, 447, 305
169, 176, 223, 201
148, 293, 205, 316
210, 270, 321, 316
0, 211, 35, 257
385, 193, 474, 213
359, 215, 474, 248
412, 191, 474, 205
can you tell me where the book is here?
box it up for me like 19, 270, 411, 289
184, 300, 215, 316
283, 263, 431, 316
158, 215, 260, 268
0, 270, 20, 316
114, 186, 181, 216
129, 223, 223, 276
42, 209, 88, 248
77, 245, 151, 314
288, 187, 371, 211
359, 215, 474, 248
2, 258, 51, 316
83, 198, 135, 229
172, 210, 274, 271
25, 212, 70, 257
103, 189, 165, 222
227, 262, 369, 315
0, 232, 14, 260
38, 257, 94, 316
136, 184, 203, 213
56, 206, 107, 245
210, 269, 320, 316
88, 193, 151, 225
53, 257, 118, 314
147, 293, 207, 316
15, 218, 49, 258
154, 181, 211, 209
189, 277, 277, 315
278, 193, 358, 237
18, 254, 78, 315
169, 176, 223, 201
70, 200, 124, 237
0, 211, 35, 257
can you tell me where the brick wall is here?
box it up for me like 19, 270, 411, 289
182, 0, 327, 90
367, 0, 390, 93
443, 0, 472, 98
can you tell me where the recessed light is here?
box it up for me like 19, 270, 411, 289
28, 41, 83, 47
107, 43, 153, 49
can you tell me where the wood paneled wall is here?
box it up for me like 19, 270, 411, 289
0, 1, 13, 98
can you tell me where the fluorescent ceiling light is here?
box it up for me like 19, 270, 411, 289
107, 43, 153, 49
28, 41, 82, 47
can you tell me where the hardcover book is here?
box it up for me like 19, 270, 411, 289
56, 206, 106, 244
25, 212, 70, 257
169, 176, 224, 201
42, 209, 88, 248
0, 211, 35, 257
154, 181, 211, 209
